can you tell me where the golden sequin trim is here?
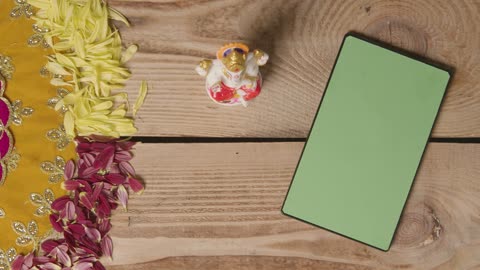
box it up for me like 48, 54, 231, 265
40, 156, 66, 183
0, 248, 17, 270
4, 147, 20, 174
11, 220, 39, 247
46, 125, 71, 150
27, 25, 50, 48
9, 0, 33, 18
11, 100, 34, 126
0, 55, 14, 80
30, 189, 55, 217
40, 66, 50, 78
10, 221, 56, 251
47, 88, 70, 114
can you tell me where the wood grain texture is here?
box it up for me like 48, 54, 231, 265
110, 0, 480, 138
107, 142, 480, 269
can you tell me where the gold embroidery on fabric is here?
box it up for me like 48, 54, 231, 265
32, 24, 50, 34
30, 188, 54, 217
4, 148, 20, 174
0, 55, 15, 80
27, 25, 50, 48
40, 66, 50, 78
11, 100, 34, 126
47, 88, 70, 114
0, 208, 5, 218
10, 221, 56, 251
27, 34, 47, 48
40, 156, 66, 183
10, 0, 33, 18
0, 164, 5, 186
46, 125, 71, 150
0, 248, 17, 270
11, 220, 39, 247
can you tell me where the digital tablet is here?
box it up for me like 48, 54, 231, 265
282, 34, 451, 251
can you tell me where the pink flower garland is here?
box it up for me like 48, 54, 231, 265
12, 139, 143, 270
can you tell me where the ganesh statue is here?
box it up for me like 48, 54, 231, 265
195, 43, 269, 106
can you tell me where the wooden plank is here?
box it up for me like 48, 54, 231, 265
107, 142, 480, 269
110, 0, 480, 138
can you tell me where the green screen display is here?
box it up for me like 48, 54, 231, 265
282, 34, 450, 251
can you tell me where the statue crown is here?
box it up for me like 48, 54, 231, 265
217, 43, 249, 60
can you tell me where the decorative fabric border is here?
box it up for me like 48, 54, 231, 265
0, 73, 33, 185
9, 0, 147, 269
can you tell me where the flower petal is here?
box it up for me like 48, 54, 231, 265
115, 151, 132, 162
62, 180, 81, 191
105, 173, 126, 185
116, 185, 128, 210
79, 192, 94, 210
68, 224, 85, 238
93, 146, 115, 170
49, 214, 64, 232
33, 256, 53, 264
51, 196, 71, 211
92, 182, 104, 201
100, 235, 113, 259
93, 262, 106, 270
82, 153, 96, 166
132, 81, 147, 117
24, 253, 34, 267
64, 111, 76, 138
41, 239, 60, 254
63, 201, 77, 221
119, 161, 135, 176
128, 177, 144, 194
97, 195, 111, 218
80, 166, 99, 178
73, 262, 93, 270
64, 160, 76, 180
117, 141, 135, 151
85, 227, 101, 243
98, 220, 111, 236
55, 246, 72, 267
41, 262, 63, 270
11, 255, 26, 270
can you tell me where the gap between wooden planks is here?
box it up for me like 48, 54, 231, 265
110, 0, 480, 138
107, 142, 480, 270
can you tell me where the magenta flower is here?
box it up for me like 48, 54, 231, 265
13, 240, 107, 270
72, 138, 144, 194
12, 138, 142, 270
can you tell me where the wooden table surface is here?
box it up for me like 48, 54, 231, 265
106, 0, 480, 269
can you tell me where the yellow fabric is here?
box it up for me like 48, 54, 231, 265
0, 0, 76, 254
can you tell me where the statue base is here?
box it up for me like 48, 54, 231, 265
206, 74, 263, 106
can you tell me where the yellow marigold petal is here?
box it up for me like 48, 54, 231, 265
64, 111, 75, 138
133, 81, 148, 117
121, 45, 138, 64
46, 62, 70, 75
92, 101, 113, 111
29, 0, 145, 138
74, 32, 86, 59
108, 7, 130, 26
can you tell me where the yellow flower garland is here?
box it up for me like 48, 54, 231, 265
28, 0, 146, 138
